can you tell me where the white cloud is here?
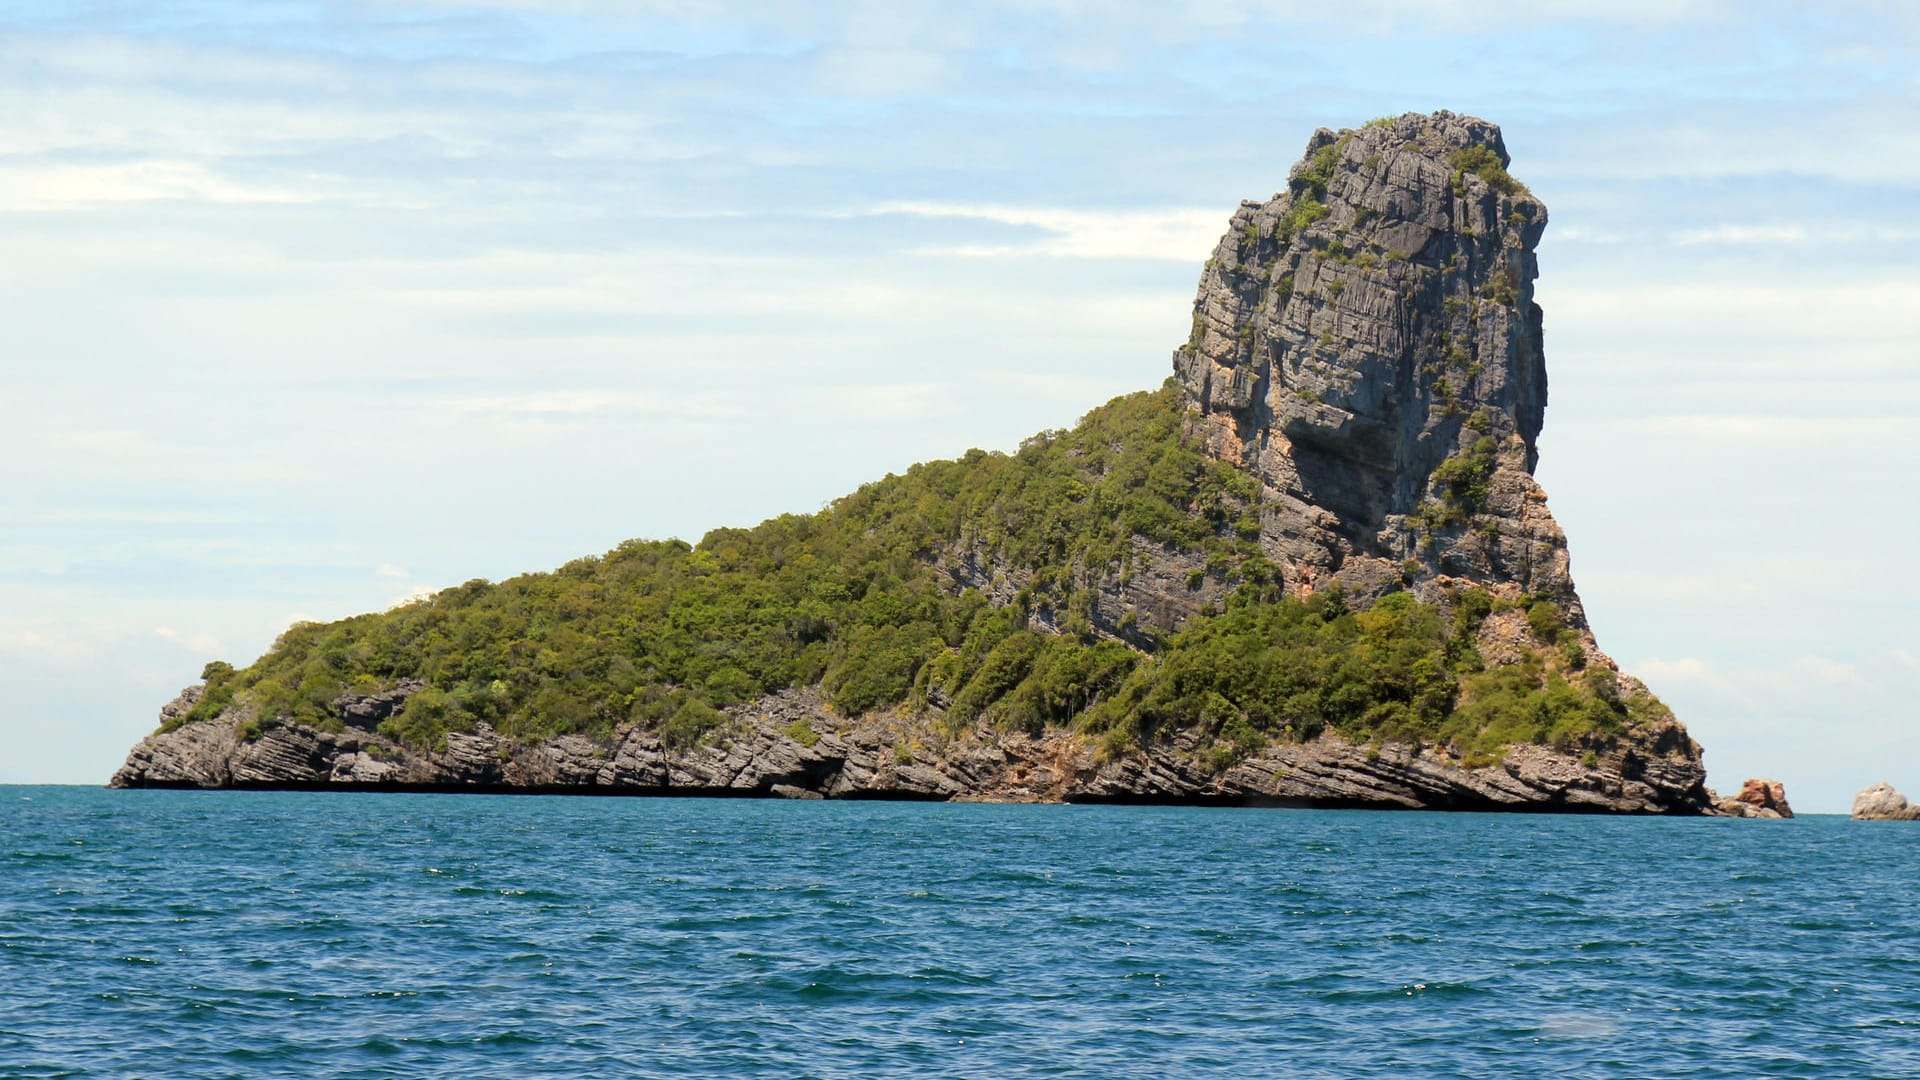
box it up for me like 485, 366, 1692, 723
387, 584, 439, 609
1552, 225, 1627, 245
430, 389, 757, 422
1669, 223, 1920, 247
1628, 415, 1920, 444
1636, 651, 1894, 712
437, 389, 661, 416
1538, 103, 1920, 185
1579, 572, 1761, 605
153, 625, 224, 654
813, 47, 954, 96
375, 0, 1738, 36
1544, 279, 1920, 368
1671, 224, 1809, 246
0, 623, 90, 661
1635, 656, 1716, 684
2, 507, 240, 527
0, 161, 310, 212
828, 382, 946, 419
872, 202, 1223, 262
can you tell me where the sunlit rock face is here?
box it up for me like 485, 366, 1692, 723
1175, 111, 1577, 615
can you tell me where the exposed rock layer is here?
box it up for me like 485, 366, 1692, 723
114, 684, 1708, 813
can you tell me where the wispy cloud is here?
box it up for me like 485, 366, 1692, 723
2, 507, 247, 528
1671, 223, 1809, 246
1670, 223, 1920, 247
430, 389, 752, 420
436, 390, 663, 416
867, 202, 1222, 261
1631, 415, 1920, 443
153, 625, 224, 654
0, 161, 310, 212
1578, 571, 1762, 605
1637, 653, 1877, 698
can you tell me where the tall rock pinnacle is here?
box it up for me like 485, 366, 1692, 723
1177, 111, 1576, 618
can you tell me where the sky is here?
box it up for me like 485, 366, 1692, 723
2, 1, 1915, 812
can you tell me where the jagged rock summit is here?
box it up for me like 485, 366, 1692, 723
112, 112, 1714, 814
1180, 111, 1565, 608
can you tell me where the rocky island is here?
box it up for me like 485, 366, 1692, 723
1852, 783, 1920, 821
113, 112, 1716, 813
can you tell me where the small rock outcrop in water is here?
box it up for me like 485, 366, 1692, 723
1715, 778, 1793, 819
111, 113, 1714, 814
1852, 783, 1920, 821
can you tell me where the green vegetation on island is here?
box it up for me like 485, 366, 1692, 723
173, 382, 1661, 765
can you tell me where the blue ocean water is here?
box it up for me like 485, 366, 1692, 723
3, 787, 1917, 1078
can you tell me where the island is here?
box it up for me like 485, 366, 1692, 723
113, 111, 1716, 813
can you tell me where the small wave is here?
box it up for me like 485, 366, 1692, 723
1317, 981, 1490, 1002
352, 1035, 404, 1056
5, 850, 74, 863
1571, 938, 1645, 953
471, 1030, 545, 1048
1532, 1011, 1622, 1039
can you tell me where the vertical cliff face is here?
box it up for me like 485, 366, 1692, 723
1176, 112, 1577, 619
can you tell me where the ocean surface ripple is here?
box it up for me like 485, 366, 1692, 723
4, 788, 1918, 1077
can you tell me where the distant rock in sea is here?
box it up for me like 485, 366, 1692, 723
1851, 782, 1920, 821
1715, 778, 1792, 819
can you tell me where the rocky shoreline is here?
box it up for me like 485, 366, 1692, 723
114, 684, 1715, 814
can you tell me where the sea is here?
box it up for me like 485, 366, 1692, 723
3, 787, 1916, 1078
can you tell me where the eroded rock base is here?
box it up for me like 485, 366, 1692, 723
115, 687, 1711, 814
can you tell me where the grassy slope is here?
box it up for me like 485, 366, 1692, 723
171, 383, 1665, 763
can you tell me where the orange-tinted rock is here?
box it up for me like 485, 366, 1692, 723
1716, 777, 1793, 819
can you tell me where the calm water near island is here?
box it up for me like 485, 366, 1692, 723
4, 787, 1918, 1078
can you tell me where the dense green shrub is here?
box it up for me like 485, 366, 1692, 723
185, 385, 1257, 747
1526, 600, 1565, 643
1449, 145, 1526, 197
1430, 436, 1498, 517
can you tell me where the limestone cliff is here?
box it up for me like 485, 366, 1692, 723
1179, 112, 1567, 609
112, 112, 1713, 814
